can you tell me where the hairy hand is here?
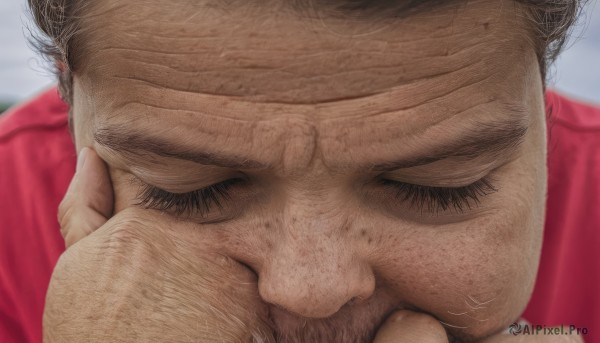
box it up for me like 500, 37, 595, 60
45, 148, 273, 342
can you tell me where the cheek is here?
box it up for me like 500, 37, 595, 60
374, 178, 545, 339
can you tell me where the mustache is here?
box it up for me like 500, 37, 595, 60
245, 287, 495, 343
258, 296, 399, 343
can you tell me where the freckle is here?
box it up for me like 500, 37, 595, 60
344, 226, 350, 232
483, 22, 489, 30
368, 238, 373, 244
360, 229, 367, 237
264, 222, 271, 229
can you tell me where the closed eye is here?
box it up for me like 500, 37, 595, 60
136, 178, 244, 217
135, 175, 497, 218
379, 177, 498, 213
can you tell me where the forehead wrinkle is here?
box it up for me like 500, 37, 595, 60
95, 54, 491, 125
82, 0, 530, 104
314, 60, 488, 121
90, 38, 491, 105
92, 41, 527, 152
106, 94, 313, 127
93, 29, 480, 62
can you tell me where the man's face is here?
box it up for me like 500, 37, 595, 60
71, 0, 547, 341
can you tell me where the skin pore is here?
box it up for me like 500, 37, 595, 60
69, 0, 547, 341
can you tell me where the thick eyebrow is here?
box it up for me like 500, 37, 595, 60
95, 119, 527, 172
332, 0, 455, 19
94, 127, 270, 170
367, 119, 528, 171
242, 0, 452, 20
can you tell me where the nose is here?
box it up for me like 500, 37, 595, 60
258, 231, 375, 318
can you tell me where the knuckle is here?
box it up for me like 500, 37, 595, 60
57, 197, 72, 226
61, 205, 108, 244
58, 205, 76, 239
64, 231, 85, 249
63, 233, 76, 249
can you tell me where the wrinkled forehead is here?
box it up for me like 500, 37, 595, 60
75, 0, 535, 108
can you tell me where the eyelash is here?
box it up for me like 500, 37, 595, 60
379, 177, 498, 213
136, 178, 243, 217
137, 177, 498, 217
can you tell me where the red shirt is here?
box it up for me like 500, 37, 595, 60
0, 89, 73, 342
1, 88, 598, 342
523, 91, 600, 339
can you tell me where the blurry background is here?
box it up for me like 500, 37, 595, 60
0, 0, 599, 113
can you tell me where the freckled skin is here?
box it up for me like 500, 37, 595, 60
69, 0, 546, 342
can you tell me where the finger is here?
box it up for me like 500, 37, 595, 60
57, 147, 114, 248
61, 204, 110, 248
373, 310, 450, 343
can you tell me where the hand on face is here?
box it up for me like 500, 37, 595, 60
49, 148, 582, 343
46, 148, 274, 343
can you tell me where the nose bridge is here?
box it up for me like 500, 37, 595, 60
285, 189, 338, 237
258, 196, 375, 318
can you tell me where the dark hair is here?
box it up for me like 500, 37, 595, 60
27, 0, 587, 106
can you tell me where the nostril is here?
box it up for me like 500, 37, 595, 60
348, 295, 368, 305
270, 302, 302, 318
236, 259, 259, 277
